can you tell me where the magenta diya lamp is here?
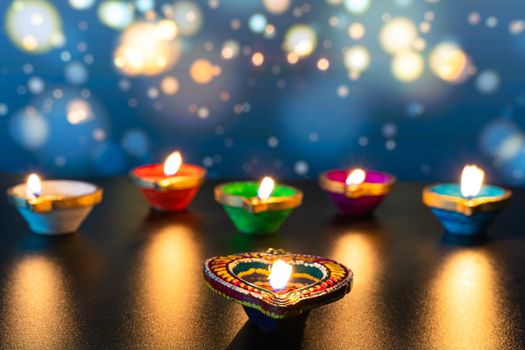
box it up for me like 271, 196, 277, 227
319, 168, 396, 216
130, 151, 207, 212
423, 164, 511, 236
7, 173, 103, 235
203, 249, 353, 332
214, 177, 303, 234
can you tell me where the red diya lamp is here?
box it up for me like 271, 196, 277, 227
130, 151, 206, 212
319, 168, 396, 216
203, 249, 353, 332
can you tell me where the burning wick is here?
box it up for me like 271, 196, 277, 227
461, 164, 485, 198
346, 168, 366, 186
26, 173, 42, 198
163, 151, 183, 176
257, 176, 275, 200
269, 259, 293, 291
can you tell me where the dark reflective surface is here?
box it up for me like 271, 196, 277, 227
0, 175, 524, 349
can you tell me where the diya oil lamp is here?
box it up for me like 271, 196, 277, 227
423, 164, 511, 235
319, 168, 396, 216
214, 177, 302, 234
203, 248, 353, 332
130, 151, 206, 211
7, 173, 103, 235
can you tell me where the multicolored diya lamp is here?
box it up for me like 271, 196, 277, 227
203, 249, 353, 332
319, 168, 396, 216
130, 151, 206, 212
7, 173, 103, 235
214, 177, 302, 234
423, 164, 511, 235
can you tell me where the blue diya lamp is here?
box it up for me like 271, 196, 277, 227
203, 249, 353, 332
423, 165, 511, 236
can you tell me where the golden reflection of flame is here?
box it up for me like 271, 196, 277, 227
4, 256, 77, 349
134, 224, 202, 348
315, 232, 385, 348
423, 250, 514, 349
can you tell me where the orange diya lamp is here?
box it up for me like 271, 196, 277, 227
203, 249, 353, 332
130, 151, 206, 212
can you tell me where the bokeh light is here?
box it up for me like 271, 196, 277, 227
343, 46, 371, 74
121, 128, 150, 157
113, 21, 181, 76
221, 40, 240, 60
9, 107, 49, 150
5, 0, 63, 54
67, 99, 93, 125
380, 17, 418, 55
64, 61, 89, 85
160, 76, 180, 95
97, 0, 134, 30
189, 59, 221, 84
69, 0, 95, 10
170, 1, 202, 36
248, 14, 267, 33
283, 24, 317, 58
263, 0, 291, 14
344, 0, 371, 15
476, 70, 500, 94
391, 50, 424, 82
429, 42, 469, 83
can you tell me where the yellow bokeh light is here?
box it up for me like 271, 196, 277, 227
429, 42, 469, 83
251, 52, 265, 66
221, 40, 240, 60
67, 99, 93, 125
391, 50, 424, 82
283, 24, 317, 58
154, 19, 178, 41
287, 52, 299, 64
263, 0, 291, 14
189, 59, 221, 84
348, 22, 366, 40
160, 76, 180, 95
113, 21, 181, 76
317, 58, 330, 71
380, 17, 418, 55
343, 45, 371, 73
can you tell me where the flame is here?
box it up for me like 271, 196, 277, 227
346, 168, 366, 186
163, 151, 183, 176
257, 176, 275, 200
269, 259, 293, 291
26, 173, 42, 198
461, 165, 485, 198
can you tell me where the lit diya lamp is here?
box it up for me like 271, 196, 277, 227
203, 249, 353, 332
214, 177, 302, 234
130, 151, 206, 211
7, 173, 103, 235
423, 164, 511, 235
319, 168, 396, 216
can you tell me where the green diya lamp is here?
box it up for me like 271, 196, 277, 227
203, 249, 353, 332
214, 177, 303, 234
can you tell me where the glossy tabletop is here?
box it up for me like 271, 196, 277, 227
0, 175, 524, 349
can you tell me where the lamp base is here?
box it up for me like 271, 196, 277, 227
222, 206, 293, 234
431, 208, 500, 236
328, 192, 386, 216
139, 187, 201, 212
243, 307, 310, 332
17, 206, 93, 235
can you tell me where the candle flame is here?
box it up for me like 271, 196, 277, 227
461, 164, 485, 198
269, 259, 293, 291
26, 173, 42, 198
163, 151, 183, 176
346, 168, 366, 186
257, 176, 275, 200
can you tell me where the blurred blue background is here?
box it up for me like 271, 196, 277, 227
1, 0, 525, 183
